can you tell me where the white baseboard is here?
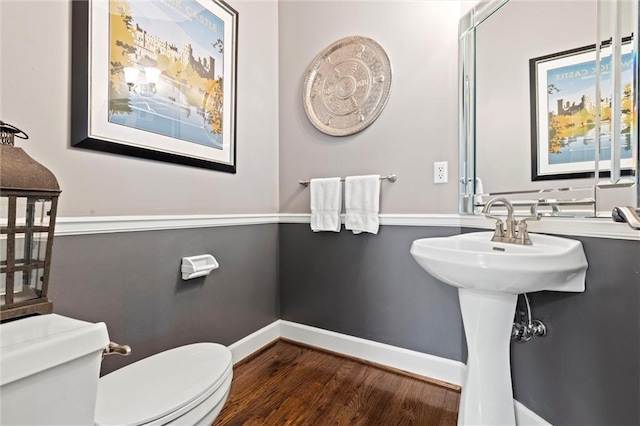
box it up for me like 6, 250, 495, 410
279, 320, 465, 387
227, 320, 551, 425
227, 320, 464, 385
227, 320, 280, 364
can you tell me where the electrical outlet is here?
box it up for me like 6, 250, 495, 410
434, 161, 448, 183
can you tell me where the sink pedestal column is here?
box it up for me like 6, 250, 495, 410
457, 288, 518, 426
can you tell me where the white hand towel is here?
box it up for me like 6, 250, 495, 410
310, 177, 342, 232
345, 175, 380, 235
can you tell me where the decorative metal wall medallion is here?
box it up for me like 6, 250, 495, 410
303, 36, 392, 136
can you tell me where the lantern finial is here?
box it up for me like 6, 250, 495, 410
0, 120, 29, 146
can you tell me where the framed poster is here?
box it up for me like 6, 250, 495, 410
72, 0, 238, 172
529, 40, 635, 180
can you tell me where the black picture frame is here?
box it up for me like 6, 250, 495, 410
529, 37, 635, 181
71, 0, 238, 173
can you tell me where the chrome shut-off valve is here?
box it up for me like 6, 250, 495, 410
512, 319, 547, 343
512, 293, 547, 343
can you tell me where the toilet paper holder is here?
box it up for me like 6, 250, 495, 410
181, 254, 219, 280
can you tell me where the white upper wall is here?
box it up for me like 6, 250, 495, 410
0, 0, 279, 217
1, 0, 463, 217
278, 0, 461, 214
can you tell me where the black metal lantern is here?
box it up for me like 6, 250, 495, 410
1, 121, 60, 321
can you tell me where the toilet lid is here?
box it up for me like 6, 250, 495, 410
95, 343, 232, 426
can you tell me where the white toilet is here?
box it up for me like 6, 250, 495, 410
0, 314, 233, 425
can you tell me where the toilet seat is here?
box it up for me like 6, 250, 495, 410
95, 343, 232, 426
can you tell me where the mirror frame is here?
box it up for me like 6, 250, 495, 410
458, 0, 639, 217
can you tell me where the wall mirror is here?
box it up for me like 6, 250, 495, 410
459, 0, 638, 218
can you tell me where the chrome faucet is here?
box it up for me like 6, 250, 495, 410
482, 197, 516, 242
482, 197, 540, 245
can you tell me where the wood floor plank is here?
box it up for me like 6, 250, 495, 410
401, 376, 448, 426
348, 367, 407, 425
217, 343, 342, 424
440, 390, 461, 426
258, 350, 355, 424
216, 343, 312, 423
214, 340, 459, 426
298, 357, 371, 424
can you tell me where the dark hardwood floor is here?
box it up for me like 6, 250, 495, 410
214, 339, 460, 425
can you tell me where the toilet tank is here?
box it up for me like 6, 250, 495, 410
0, 314, 109, 425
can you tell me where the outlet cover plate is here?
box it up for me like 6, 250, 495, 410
434, 161, 448, 184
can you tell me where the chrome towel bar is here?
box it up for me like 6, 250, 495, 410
299, 174, 397, 187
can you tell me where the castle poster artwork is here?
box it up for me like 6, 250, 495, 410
531, 42, 635, 179
108, 0, 225, 149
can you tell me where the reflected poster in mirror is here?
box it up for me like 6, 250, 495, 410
529, 41, 635, 181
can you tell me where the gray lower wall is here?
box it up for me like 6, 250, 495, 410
48, 224, 279, 375
279, 224, 466, 362
44, 221, 639, 425
280, 223, 640, 426
507, 235, 640, 426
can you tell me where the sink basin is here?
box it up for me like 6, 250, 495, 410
410, 231, 588, 294
411, 232, 588, 426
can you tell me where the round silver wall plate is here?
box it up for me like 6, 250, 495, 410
303, 36, 392, 137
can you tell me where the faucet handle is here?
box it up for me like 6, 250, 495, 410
517, 214, 540, 227
515, 215, 540, 245
483, 211, 506, 242
484, 212, 504, 222
512, 204, 540, 245
485, 215, 505, 241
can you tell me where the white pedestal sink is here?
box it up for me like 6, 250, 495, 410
410, 231, 588, 426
